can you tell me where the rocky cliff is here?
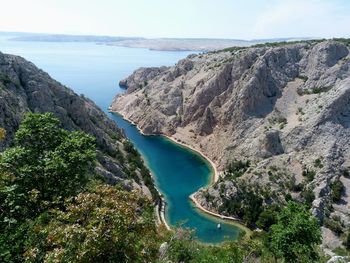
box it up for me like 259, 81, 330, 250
0, 52, 156, 198
110, 39, 350, 248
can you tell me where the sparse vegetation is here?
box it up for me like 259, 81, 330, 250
333, 38, 350, 46
224, 159, 250, 180
330, 179, 345, 203
314, 157, 324, 168
301, 186, 315, 207
0, 74, 12, 85
324, 216, 344, 235
123, 140, 158, 199
297, 107, 305, 115
344, 229, 350, 249
299, 75, 309, 82
302, 169, 316, 182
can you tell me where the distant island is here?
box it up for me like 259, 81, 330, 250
3, 31, 313, 51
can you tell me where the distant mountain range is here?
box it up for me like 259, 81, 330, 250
0, 31, 314, 51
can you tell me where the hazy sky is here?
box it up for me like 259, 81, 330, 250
0, 0, 349, 39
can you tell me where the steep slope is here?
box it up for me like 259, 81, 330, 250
110, 40, 350, 248
0, 52, 156, 198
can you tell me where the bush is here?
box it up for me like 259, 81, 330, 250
24, 184, 159, 263
256, 205, 280, 231
314, 158, 324, 168
0, 113, 96, 262
301, 187, 315, 207
324, 217, 344, 235
330, 180, 345, 203
267, 202, 321, 262
224, 159, 250, 179
302, 169, 316, 182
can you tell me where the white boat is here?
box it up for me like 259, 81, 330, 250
217, 223, 221, 229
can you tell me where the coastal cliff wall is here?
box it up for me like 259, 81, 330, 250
0, 52, 156, 198
110, 40, 350, 248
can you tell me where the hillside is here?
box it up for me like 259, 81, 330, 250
0, 52, 156, 198
8, 32, 311, 51
110, 39, 350, 249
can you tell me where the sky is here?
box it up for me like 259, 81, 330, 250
0, 0, 349, 40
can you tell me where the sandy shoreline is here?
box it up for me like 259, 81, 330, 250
108, 109, 248, 233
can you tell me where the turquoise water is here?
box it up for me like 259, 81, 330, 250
0, 34, 241, 243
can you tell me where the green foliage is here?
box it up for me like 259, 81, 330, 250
333, 38, 350, 46
311, 87, 322, 94
314, 157, 324, 168
188, 242, 245, 263
324, 216, 344, 236
0, 113, 96, 262
300, 186, 315, 207
224, 159, 250, 180
163, 228, 255, 263
267, 202, 321, 262
330, 179, 345, 203
256, 205, 280, 231
0, 113, 96, 217
219, 185, 263, 228
251, 39, 324, 48
24, 184, 159, 263
344, 229, 350, 249
302, 169, 316, 182
299, 75, 309, 82
0, 74, 12, 85
123, 140, 159, 200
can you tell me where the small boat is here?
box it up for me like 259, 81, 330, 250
217, 223, 221, 229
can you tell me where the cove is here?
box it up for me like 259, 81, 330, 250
0, 34, 241, 243
110, 114, 242, 243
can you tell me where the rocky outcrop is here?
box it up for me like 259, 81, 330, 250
110, 40, 350, 247
0, 52, 154, 195
119, 66, 169, 93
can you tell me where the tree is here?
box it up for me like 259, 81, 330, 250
256, 205, 279, 231
0, 113, 96, 262
0, 113, 96, 218
268, 202, 321, 262
24, 184, 159, 263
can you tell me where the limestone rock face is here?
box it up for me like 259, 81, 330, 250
119, 66, 169, 93
0, 52, 146, 188
110, 40, 350, 245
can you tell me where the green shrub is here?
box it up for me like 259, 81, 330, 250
256, 205, 280, 231
301, 187, 315, 207
324, 217, 343, 235
267, 202, 321, 262
344, 229, 350, 249
314, 158, 324, 168
224, 159, 250, 180
0, 113, 96, 262
302, 169, 316, 182
299, 75, 309, 82
330, 179, 345, 202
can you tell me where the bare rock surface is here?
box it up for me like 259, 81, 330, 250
110, 40, 350, 247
